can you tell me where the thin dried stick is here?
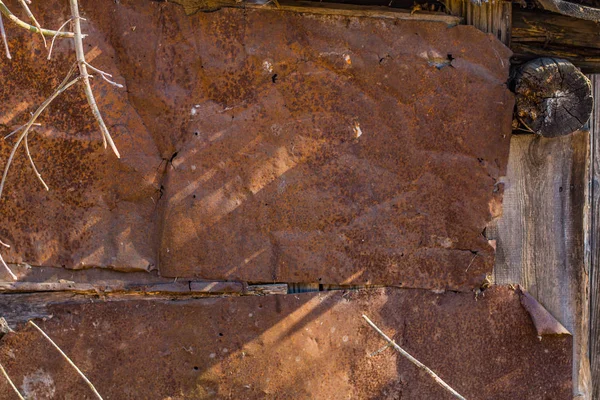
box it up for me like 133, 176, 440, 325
17, 0, 46, 47
84, 62, 123, 88
0, 252, 17, 280
465, 254, 478, 272
0, 1, 75, 38
28, 321, 104, 400
0, 72, 80, 200
0, 12, 10, 59
24, 133, 49, 191
69, 0, 120, 158
4, 123, 41, 139
0, 362, 24, 400
362, 315, 467, 400
0, 239, 9, 248
47, 17, 72, 60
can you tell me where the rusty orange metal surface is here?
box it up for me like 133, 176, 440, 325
0, 1, 513, 290
0, 287, 571, 399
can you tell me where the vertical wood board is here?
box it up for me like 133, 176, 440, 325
491, 131, 590, 398
588, 75, 600, 400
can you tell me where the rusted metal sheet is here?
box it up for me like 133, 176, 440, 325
0, 0, 162, 272
148, 5, 513, 288
0, 1, 513, 289
0, 287, 571, 399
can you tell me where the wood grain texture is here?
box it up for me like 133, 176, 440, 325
511, 8, 600, 74
445, 0, 512, 45
491, 131, 590, 398
588, 75, 600, 400
515, 58, 593, 138
173, 0, 461, 25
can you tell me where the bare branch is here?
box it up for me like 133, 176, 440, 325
84, 61, 113, 78
24, 133, 49, 191
17, 0, 46, 47
0, 12, 10, 59
4, 122, 41, 139
362, 315, 467, 400
69, 1, 120, 158
0, 363, 24, 400
0, 252, 17, 281
0, 72, 80, 200
47, 17, 72, 60
29, 321, 104, 399
0, 1, 75, 38
0, 239, 9, 248
85, 62, 124, 88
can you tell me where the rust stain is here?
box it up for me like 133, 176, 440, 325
0, 287, 572, 399
0, 1, 513, 291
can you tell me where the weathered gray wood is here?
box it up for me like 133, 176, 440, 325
511, 8, 600, 74
491, 131, 590, 398
173, 0, 461, 25
445, 0, 511, 45
0, 284, 289, 328
245, 284, 288, 295
288, 283, 320, 293
515, 58, 593, 138
534, 0, 600, 22
588, 74, 600, 400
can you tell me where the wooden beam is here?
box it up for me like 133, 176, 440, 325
172, 0, 461, 26
588, 74, 600, 400
489, 131, 591, 398
511, 7, 600, 73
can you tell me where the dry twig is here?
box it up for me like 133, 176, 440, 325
0, 362, 24, 400
0, 12, 10, 59
0, 0, 122, 202
0, 252, 17, 280
0, 238, 16, 280
47, 17, 73, 60
29, 320, 104, 400
4, 123, 41, 139
17, 0, 46, 47
0, 65, 80, 199
69, 0, 120, 158
0, 1, 75, 38
362, 315, 467, 400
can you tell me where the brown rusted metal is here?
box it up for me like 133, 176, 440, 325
0, 1, 513, 290
0, 287, 571, 399
151, 5, 514, 289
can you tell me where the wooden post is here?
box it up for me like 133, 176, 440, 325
514, 58, 593, 137
588, 74, 600, 400
489, 131, 591, 399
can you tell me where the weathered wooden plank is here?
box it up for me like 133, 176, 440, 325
245, 284, 288, 295
490, 131, 590, 398
172, 0, 461, 25
511, 8, 600, 74
588, 74, 600, 400
445, 0, 511, 46
534, 0, 600, 22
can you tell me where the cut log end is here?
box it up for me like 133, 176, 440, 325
515, 57, 593, 138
